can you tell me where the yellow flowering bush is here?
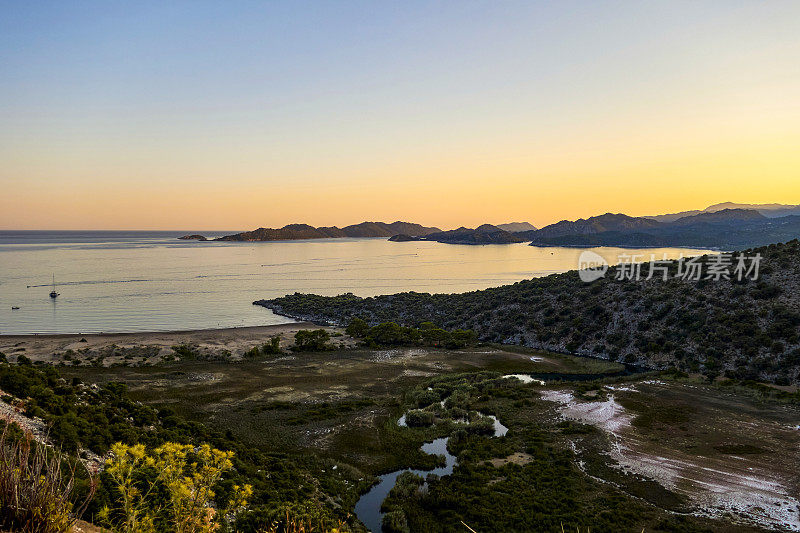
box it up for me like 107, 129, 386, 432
100, 442, 252, 533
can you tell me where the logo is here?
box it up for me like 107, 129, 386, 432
578, 251, 609, 282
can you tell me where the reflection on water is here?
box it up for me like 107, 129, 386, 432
0, 231, 710, 334
356, 405, 511, 532
353, 437, 455, 533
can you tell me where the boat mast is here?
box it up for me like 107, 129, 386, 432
50, 273, 59, 298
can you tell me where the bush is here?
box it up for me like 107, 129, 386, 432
404, 410, 434, 427
244, 346, 262, 358
171, 344, 200, 360
387, 472, 424, 501
262, 336, 282, 355
345, 318, 369, 338
410, 389, 440, 408
364, 322, 420, 346
100, 442, 252, 533
347, 320, 478, 350
382, 509, 410, 533
292, 330, 332, 352
466, 417, 495, 435
0, 426, 95, 532
50, 414, 81, 453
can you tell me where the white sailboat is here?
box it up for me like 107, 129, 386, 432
49, 274, 59, 298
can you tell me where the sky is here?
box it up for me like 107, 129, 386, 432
1, 1, 799, 231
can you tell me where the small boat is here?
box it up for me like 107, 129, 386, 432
11, 306, 20, 310
49, 274, 60, 298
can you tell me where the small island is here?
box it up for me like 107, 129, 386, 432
389, 224, 526, 245
388, 234, 421, 242
178, 234, 208, 241
215, 221, 440, 241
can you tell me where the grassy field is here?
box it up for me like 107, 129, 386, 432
58, 345, 617, 463
57, 345, 798, 532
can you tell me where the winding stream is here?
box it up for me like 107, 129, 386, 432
352, 369, 646, 531
353, 406, 508, 532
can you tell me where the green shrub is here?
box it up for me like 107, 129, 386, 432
171, 344, 200, 360
244, 346, 262, 358
345, 318, 369, 338
404, 410, 434, 427
262, 336, 282, 355
382, 509, 410, 533
292, 330, 332, 351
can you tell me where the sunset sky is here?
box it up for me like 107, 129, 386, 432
2, 1, 799, 230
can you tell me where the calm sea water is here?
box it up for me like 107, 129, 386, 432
0, 231, 708, 334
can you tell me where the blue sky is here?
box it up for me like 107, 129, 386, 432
2, 1, 799, 229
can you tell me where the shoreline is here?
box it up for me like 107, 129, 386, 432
0, 322, 341, 364
0, 323, 308, 339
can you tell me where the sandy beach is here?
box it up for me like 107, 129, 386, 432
0, 323, 348, 364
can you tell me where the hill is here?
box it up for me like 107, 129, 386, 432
216, 224, 344, 241
531, 212, 800, 248
258, 240, 800, 385
217, 221, 440, 241
496, 221, 537, 232
669, 208, 766, 226
648, 202, 800, 222
414, 224, 526, 245
531, 213, 663, 239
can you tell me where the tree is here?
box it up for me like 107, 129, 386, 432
50, 414, 81, 453
364, 322, 419, 346
293, 329, 332, 352
404, 410, 434, 427
447, 329, 478, 349
262, 336, 282, 355
420, 327, 450, 347
345, 318, 369, 338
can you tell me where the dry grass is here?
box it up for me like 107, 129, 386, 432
0, 425, 95, 533
259, 508, 349, 533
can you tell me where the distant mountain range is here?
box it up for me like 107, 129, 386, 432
214, 221, 441, 241
527, 209, 800, 249
645, 202, 800, 222
183, 202, 800, 249
209, 221, 535, 244
666, 208, 766, 226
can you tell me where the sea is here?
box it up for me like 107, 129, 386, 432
0, 231, 709, 335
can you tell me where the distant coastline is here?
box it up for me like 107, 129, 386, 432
176, 202, 800, 249
211, 221, 441, 242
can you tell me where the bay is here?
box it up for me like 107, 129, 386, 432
0, 231, 708, 334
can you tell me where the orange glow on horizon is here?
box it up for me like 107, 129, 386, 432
2, 3, 799, 230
